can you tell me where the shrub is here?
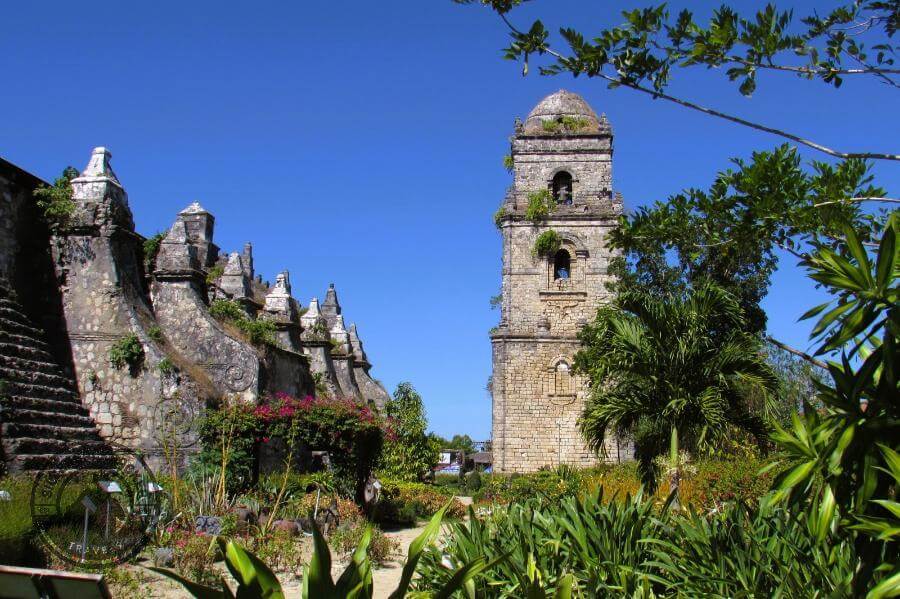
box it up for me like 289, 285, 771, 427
502, 154, 514, 172
246, 531, 305, 577
109, 334, 144, 371
330, 520, 398, 565
209, 299, 276, 346
465, 470, 482, 493
532, 229, 561, 256
33, 167, 78, 230
372, 478, 466, 526
198, 394, 385, 499
147, 325, 163, 342
209, 299, 245, 321
525, 189, 553, 222
171, 530, 220, 587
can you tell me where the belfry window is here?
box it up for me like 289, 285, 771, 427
552, 171, 573, 205
553, 249, 571, 280
554, 361, 572, 395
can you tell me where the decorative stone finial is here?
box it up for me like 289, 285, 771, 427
80, 147, 120, 182
219, 252, 249, 298
179, 201, 210, 215
348, 323, 368, 363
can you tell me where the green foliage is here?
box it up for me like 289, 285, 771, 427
493, 206, 507, 229
762, 342, 827, 426
371, 478, 466, 526
150, 536, 285, 599
205, 265, 225, 285
576, 283, 778, 492
109, 333, 145, 371
767, 213, 899, 593
329, 521, 398, 566
143, 231, 166, 273
209, 299, 245, 321
607, 145, 885, 334
32, 167, 78, 230
525, 189, 553, 222
540, 116, 591, 134
532, 229, 561, 257
147, 325, 164, 342
489, 292, 502, 310
465, 470, 483, 493
379, 383, 440, 481
300, 503, 484, 599
418, 489, 856, 597
199, 395, 384, 498
502, 153, 514, 172
463, 2, 898, 96
158, 357, 175, 375
209, 299, 276, 346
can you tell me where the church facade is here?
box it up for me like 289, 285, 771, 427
491, 90, 630, 472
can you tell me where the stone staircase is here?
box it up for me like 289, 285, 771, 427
0, 278, 115, 473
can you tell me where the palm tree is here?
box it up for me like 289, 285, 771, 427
575, 282, 778, 498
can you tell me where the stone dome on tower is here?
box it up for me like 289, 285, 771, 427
523, 89, 604, 135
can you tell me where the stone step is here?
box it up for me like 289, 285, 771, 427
0, 366, 75, 390
0, 380, 77, 402
1, 407, 97, 428
1, 394, 88, 416
0, 341, 57, 363
1, 421, 106, 442
0, 315, 47, 340
5, 452, 118, 473
0, 353, 63, 373
3, 436, 110, 456
0, 331, 53, 353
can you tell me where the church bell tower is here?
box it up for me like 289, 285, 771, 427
491, 90, 626, 472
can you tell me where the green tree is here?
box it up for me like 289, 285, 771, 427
576, 283, 778, 496
455, 0, 898, 345
380, 382, 441, 481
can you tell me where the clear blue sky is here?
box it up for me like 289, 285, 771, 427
2, 1, 897, 440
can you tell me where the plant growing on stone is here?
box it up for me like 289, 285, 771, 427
525, 189, 553, 222
33, 167, 78, 230
503, 153, 514, 172
493, 206, 507, 229
142, 231, 165, 274
532, 230, 561, 257
148, 325, 164, 342
205, 265, 225, 285
109, 333, 145, 372
541, 116, 590, 134
209, 299, 245, 321
209, 299, 276, 346
157, 357, 175, 375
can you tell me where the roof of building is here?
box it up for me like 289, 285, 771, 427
523, 89, 605, 135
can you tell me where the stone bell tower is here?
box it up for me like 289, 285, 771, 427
491, 90, 627, 472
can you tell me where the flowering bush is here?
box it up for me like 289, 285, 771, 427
197, 393, 385, 499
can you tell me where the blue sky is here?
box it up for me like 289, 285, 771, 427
2, 1, 897, 440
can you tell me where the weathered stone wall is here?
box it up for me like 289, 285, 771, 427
260, 346, 315, 399
51, 149, 205, 469
492, 91, 632, 473
151, 278, 261, 404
